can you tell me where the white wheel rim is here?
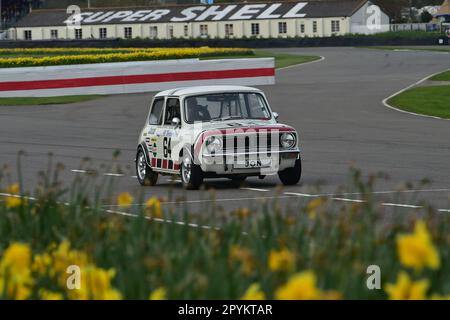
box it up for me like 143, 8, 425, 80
182, 157, 191, 183
137, 153, 146, 180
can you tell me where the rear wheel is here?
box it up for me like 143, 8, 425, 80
181, 153, 203, 190
136, 149, 158, 186
278, 158, 302, 186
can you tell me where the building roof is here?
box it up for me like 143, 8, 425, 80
436, 0, 450, 16
155, 85, 262, 97
13, 0, 368, 28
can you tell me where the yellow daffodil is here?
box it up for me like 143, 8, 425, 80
235, 208, 250, 218
149, 287, 167, 300
385, 272, 429, 300
268, 248, 295, 272
0, 48, 253, 68
5, 196, 23, 208
3, 183, 23, 208
320, 290, 343, 300
32, 253, 52, 274
0, 243, 33, 300
1, 243, 31, 275
145, 197, 162, 218
241, 283, 266, 300
69, 266, 122, 300
117, 192, 134, 209
430, 294, 450, 300
229, 245, 254, 275
39, 289, 64, 300
6, 183, 20, 194
305, 197, 326, 219
397, 220, 440, 271
275, 270, 321, 300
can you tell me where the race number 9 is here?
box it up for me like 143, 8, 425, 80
163, 137, 172, 158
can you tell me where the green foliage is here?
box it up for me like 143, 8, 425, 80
0, 156, 448, 299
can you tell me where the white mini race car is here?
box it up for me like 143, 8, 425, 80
136, 85, 301, 189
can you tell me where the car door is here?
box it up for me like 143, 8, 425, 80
159, 97, 182, 172
146, 97, 165, 170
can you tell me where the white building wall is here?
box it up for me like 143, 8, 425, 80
12, 16, 366, 40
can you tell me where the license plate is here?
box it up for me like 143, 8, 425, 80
234, 159, 272, 169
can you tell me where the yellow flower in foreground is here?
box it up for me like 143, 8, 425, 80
70, 266, 122, 300
149, 287, 167, 300
305, 197, 326, 219
275, 270, 321, 300
0, 242, 33, 300
241, 283, 266, 300
145, 197, 162, 218
39, 289, 64, 300
397, 220, 440, 271
4, 183, 23, 208
5, 196, 23, 208
430, 294, 450, 300
385, 272, 429, 300
32, 252, 52, 274
229, 245, 254, 275
117, 192, 134, 209
1, 243, 31, 275
6, 183, 20, 194
268, 248, 295, 272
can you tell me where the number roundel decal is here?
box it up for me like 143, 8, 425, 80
163, 137, 172, 158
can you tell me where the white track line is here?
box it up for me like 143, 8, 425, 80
286, 188, 450, 198
393, 49, 450, 55
331, 197, 366, 203
277, 56, 325, 71
0, 191, 221, 231
104, 209, 221, 231
382, 69, 450, 121
284, 192, 319, 197
71, 169, 87, 173
382, 202, 422, 209
240, 187, 270, 192
104, 173, 125, 177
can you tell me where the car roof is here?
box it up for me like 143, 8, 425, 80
154, 85, 262, 98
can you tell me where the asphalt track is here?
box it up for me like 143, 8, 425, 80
0, 47, 449, 216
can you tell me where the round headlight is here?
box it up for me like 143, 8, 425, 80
206, 136, 222, 153
280, 132, 296, 149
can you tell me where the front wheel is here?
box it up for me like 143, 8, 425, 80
278, 158, 302, 186
136, 149, 158, 186
181, 153, 203, 190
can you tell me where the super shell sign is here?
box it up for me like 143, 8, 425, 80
65, 2, 309, 25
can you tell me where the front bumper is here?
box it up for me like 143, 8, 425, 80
200, 149, 300, 175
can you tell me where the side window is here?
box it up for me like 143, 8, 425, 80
149, 99, 164, 125
164, 98, 181, 125
247, 94, 270, 118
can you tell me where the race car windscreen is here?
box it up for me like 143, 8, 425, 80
184, 92, 271, 123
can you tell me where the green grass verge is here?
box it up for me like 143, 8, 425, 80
430, 70, 450, 81
0, 95, 105, 106
388, 85, 450, 119
202, 50, 321, 69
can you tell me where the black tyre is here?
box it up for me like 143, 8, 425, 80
136, 149, 158, 186
278, 158, 302, 186
229, 176, 247, 183
181, 153, 203, 190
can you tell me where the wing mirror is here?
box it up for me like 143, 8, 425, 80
273, 112, 279, 122
171, 117, 181, 128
